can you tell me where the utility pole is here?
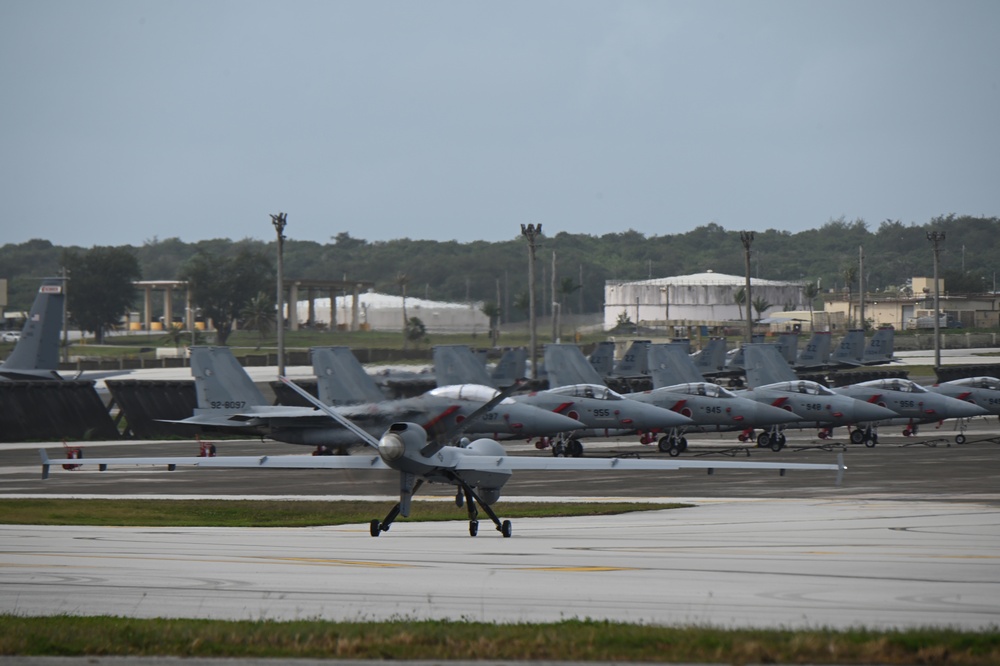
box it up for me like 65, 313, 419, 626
927, 231, 945, 369
520, 223, 542, 379
858, 245, 865, 331
270, 212, 287, 377
740, 231, 754, 344
551, 250, 557, 342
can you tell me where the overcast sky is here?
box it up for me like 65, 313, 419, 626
2, 1, 997, 248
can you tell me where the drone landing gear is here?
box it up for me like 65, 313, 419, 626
370, 478, 425, 537
459, 479, 512, 538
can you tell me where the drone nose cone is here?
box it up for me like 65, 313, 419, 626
852, 400, 899, 423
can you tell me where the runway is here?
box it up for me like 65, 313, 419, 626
2, 498, 998, 629
2, 422, 1000, 630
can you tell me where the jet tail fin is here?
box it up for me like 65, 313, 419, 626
862, 327, 895, 365
831, 329, 865, 366
545, 343, 606, 388
491, 347, 526, 388
744, 344, 798, 388
648, 343, 705, 388
190, 346, 267, 409
614, 340, 650, 376
587, 341, 616, 376
311, 346, 385, 404
796, 331, 832, 368
433, 344, 494, 387
0, 278, 65, 379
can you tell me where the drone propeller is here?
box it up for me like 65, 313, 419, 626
419, 379, 526, 457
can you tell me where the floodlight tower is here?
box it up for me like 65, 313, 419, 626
521, 223, 542, 379
271, 212, 288, 377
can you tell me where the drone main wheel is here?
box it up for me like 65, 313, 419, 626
369, 519, 381, 537
500, 520, 512, 538
469, 520, 479, 537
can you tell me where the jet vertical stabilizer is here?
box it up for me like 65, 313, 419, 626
190, 346, 268, 409
744, 344, 798, 388
433, 345, 494, 388
648, 343, 706, 388
775, 333, 799, 365
796, 331, 832, 369
0, 278, 66, 380
691, 337, 727, 376
587, 341, 616, 376
491, 347, 526, 388
546, 344, 606, 388
614, 340, 651, 377
311, 346, 386, 405
829, 329, 865, 367
862, 327, 896, 365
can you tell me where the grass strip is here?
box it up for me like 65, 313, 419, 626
0, 498, 680, 527
1, 616, 998, 664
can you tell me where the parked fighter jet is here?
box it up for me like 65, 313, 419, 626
169, 346, 584, 452
0, 278, 66, 381
40, 375, 846, 538
929, 376, 1000, 419
433, 343, 694, 456
834, 377, 988, 444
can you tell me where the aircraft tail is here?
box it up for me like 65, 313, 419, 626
0, 278, 65, 380
190, 346, 267, 409
433, 344, 494, 387
311, 346, 386, 405
545, 343, 606, 388
491, 347, 526, 387
862, 327, 895, 365
648, 343, 705, 388
587, 341, 616, 376
614, 339, 650, 376
830, 329, 865, 366
744, 344, 797, 388
692, 337, 727, 375
796, 331, 831, 368
775, 332, 799, 365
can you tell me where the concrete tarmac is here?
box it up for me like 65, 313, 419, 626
2, 421, 1000, 630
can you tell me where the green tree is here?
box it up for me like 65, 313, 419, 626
61, 246, 142, 344
751, 296, 773, 321
734, 286, 746, 322
241, 291, 276, 350
405, 316, 427, 345
179, 245, 274, 346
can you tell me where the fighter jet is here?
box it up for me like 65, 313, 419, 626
170, 346, 584, 452
433, 344, 693, 457
834, 377, 989, 444
740, 344, 899, 449
40, 375, 846, 539
928, 376, 1000, 443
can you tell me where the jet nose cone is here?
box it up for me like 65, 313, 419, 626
630, 401, 693, 428
531, 409, 587, 434
852, 400, 899, 422
753, 401, 802, 425
944, 398, 990, 418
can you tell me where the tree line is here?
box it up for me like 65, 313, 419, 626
1, 215, 995, 341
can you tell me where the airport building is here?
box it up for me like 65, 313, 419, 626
295, 291, 490, 335
603, 271, 807, 331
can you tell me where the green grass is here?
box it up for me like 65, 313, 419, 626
0, 498, 679, 527
1, 616, 997, 663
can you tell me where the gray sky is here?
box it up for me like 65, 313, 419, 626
2, 1, 997, 248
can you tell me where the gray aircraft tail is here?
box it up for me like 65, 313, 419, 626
614, 339, 650, 376
491, 347, 526, 387
862, 327, 895, 365
692, 337, 727, 375
725, 335, 765, 372
587, 341, 616, 376
190, 346, 267, 409
648, 343, 705, 388
545, 343, 606, 388
775, 332, 799, 365
796, 331, 831, 368
432, 344, 494, 387
0, 278, 66, 380
311, 346, 386, 405
744, 344, 798, 388
830, 329, 865, 366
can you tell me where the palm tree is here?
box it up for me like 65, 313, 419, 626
240, 291, 276, 350
803, 281, 820, 331
842, 265, 858, 326
752, 296, 773, 321
734, 286, 746, 322
481, 301, 501, 346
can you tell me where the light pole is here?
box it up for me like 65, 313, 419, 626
740, 231, 754, 344
521, 223, 542, 379
927, 230, 945, 369
271, 212, 287, 377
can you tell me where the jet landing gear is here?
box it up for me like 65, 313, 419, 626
552, 438, 584, 458
850, 426, 878, 447
658, 434, 688, 457
756, 430, 786, 451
